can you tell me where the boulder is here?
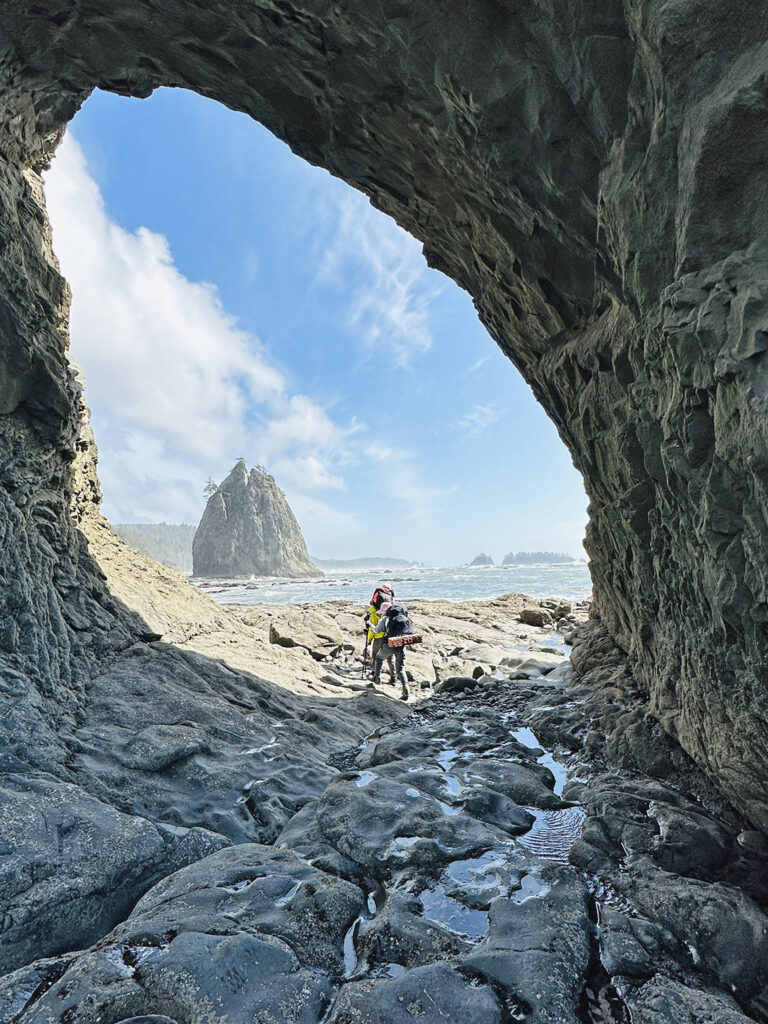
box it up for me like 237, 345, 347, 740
329, 964, 503, 1024
437, 676, 478, 695
519, 607, 553, 627
509, 654, 564, 679
625, 976, 757, 1024
461, 873, 591, 1024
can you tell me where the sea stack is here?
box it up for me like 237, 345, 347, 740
469, 553, 494, 566
192, 461, 320, 578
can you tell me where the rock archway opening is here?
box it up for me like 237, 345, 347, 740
5, 7, 768, 1021
43, 86, 589, 586
2, 0, 768, 839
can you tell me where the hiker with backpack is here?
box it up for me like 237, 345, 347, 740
372, 599, 418, 701
364, 584, 397, 685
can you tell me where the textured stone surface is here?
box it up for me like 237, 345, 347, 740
192, 461, 318, 578
7, 656, 765, 1023
4, 1, 768, 1018
0, 0, 767, 827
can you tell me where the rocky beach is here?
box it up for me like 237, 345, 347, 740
5, 3, 768, 1022
3, 518, 768, 1024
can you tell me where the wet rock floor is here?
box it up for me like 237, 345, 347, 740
3, 635, 768, 1024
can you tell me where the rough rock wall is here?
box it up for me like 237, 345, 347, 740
192, 461, 319, 578
1, 1, 768, 827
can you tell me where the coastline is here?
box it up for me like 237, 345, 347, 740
12, 516, 768, 1022
80, 513, 589, 698
193, 562, 593, 608
175, 592, 589, 701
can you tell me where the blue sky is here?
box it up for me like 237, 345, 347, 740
44, 87, 587, 565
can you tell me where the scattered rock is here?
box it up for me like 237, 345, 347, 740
329, 963, 503, 1023
519, 607, 552, 627
437, 676, 478, 695
625, 976, 757, 1024
509, 653, 564, 679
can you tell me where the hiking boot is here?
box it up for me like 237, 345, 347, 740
400, 682, 409, 701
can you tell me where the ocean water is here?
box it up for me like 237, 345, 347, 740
195, 562, 592, 607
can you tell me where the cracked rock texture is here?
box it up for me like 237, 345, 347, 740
1, 0, 768, 827
6, 625, 768, 1024
192, 461, 319, 579
3, 6, 768, 1021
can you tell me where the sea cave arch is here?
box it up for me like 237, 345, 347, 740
2, 0, 768, 843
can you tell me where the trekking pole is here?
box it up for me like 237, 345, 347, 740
361, 614, 371, 679
362, 635, 370, 679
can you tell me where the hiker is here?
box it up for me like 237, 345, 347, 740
372, 600, 414, 701
364, 584, 396, 684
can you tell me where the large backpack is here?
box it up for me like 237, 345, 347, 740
371, 585, 393, 610
385, 603, 413, 638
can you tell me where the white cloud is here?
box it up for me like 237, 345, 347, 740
260, 395, 347, 457
362, 443, 457, 521
457, 404, 500, 434
272, 454, 346, 492
364, 443, 406, 464
287, 493, 365, 556
44, 133, 353, 522
317, 190, 440, 367
467, 356, 491, 374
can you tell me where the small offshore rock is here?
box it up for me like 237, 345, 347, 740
468, 553, 494, 567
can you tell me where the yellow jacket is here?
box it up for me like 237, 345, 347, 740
367, 604, 385, 642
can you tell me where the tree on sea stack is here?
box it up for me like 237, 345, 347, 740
192, 460, 320, 578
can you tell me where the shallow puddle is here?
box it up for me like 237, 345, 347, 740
435, 798, 461, 816
419, 884, 489, 941
105, 944, 167, 974
436, 748, 461, 771
541, 632, 571, 653
275, 880, 302, 906
225, 878, 253, 892
443, 775, 462, 797
403, 784, 460, 816
388, 836, 422, 857
370, 962, 405, 978
511, 726, 569, 795
445, 850, 506, 888
343, 917, 362, 976
518, 806, 586, 862
240, 735, 277, 755
512, 871, 551, 903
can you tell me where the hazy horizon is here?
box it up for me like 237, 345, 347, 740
111, 516, 584, 568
